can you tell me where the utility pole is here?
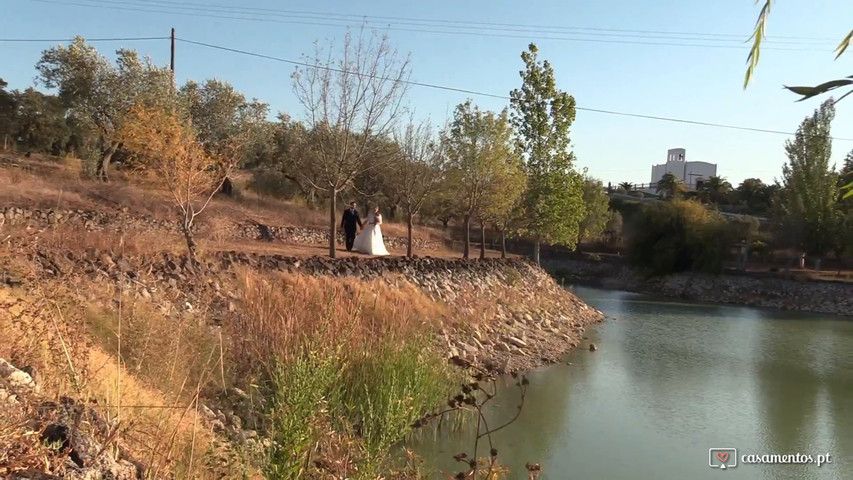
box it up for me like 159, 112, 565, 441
170, 28, 175, 74
169, 28, 176, 94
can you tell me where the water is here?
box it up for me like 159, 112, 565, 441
410, 286, 853, 479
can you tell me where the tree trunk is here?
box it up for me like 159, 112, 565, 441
500, 230, 507, 259
406, 212, 414, 258
462, 214, 471, 260
329, 194, 337, 258
97, 141, 119, 182
479, 220, 486, 260
533, 238, 541, 266
181, 218, 198, 262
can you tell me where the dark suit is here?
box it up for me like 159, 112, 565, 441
340, 208, 363, 252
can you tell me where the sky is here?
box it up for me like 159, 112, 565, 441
3, 0, 853, 187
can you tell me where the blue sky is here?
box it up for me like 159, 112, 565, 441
3, 0, 853, 186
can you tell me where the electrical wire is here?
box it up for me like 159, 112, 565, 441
34, 0, 841, 43
27, 0, 835, 52
0, 36, 168, 42
176, 37, 853, 142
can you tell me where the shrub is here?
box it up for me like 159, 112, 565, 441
246, 168, 301, 200
627, 199, 736, 275
729, 215, 760, 242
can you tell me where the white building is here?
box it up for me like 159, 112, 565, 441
649, 148, 717, 192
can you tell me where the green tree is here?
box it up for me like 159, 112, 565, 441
627, 200, 735, 275
394, 118, 447, 257
578, 174, 611, 244
179, 78, 272, 165
777, 98, 840, 265
36, 37, 173, 181
420, 183, 457, 229
604, 210, 624, 247
10, 87, 70, 154
656, 172, 685, 200
736, 178, 769, 212
618, 181, 634, 192
290, 29, 410, 258
479, 147, 526, 259
0, 79, 15, 147
699, 175, 733, 206
838, 149, 853, 206
444, 100, 517, 260
510, 43, 584, 264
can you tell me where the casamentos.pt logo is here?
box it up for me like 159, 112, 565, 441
709, 448, 738, 469
709, 448, 832, 470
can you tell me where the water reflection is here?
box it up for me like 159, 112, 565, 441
410, 286, 853, 479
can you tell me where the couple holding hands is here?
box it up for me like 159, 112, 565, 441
340, 201, 389, 256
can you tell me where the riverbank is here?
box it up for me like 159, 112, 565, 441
543, 254, 853, 316
18, 247, 603, 373
1, 240, 602, 478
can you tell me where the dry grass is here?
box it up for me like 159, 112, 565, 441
0, 264, 256, 479
229, 270, 447, 380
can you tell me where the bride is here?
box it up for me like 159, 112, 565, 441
353, 206, 390, 256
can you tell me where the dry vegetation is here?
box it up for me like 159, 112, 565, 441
0, 255, 249, 479
0, 241, 465, 478
0, 153, 447, 243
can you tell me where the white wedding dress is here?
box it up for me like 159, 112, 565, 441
353, 213, 390, 256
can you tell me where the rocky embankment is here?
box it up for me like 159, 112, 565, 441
1, 356, 143, 479
14, 248, 603, 373
544, 255, 853, 316
0, 206, 443, 251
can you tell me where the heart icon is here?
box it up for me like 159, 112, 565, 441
716, 451, 729, 463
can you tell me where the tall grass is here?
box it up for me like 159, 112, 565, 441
231, 271, 460, 478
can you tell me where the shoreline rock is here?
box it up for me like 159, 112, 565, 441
543, 255, 853, 317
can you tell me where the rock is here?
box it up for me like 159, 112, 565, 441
589, 343, 597, 352
1, 387, 18, 404
505, 336, 528, 348
0, 358, 37, 392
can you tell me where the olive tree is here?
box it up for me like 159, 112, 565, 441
36, 37, 173, 181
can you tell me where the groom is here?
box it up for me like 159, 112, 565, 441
340, 201, 363, 252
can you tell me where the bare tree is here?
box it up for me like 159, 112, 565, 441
291, 28, 411, 258
395, 117, 447, 257
120, 104, 243, 260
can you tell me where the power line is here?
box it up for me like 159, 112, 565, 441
176, 37, 853, 142
29, 0, 832, 52
38, 0, 840, 44
0, 36, 168, 42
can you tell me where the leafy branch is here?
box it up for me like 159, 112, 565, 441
744, 1, 852, 103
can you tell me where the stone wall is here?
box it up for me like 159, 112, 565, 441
0, 206, 444, 251
20, 249, 604, 374
543, 255, 853, 317
237, 223, 443, 250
